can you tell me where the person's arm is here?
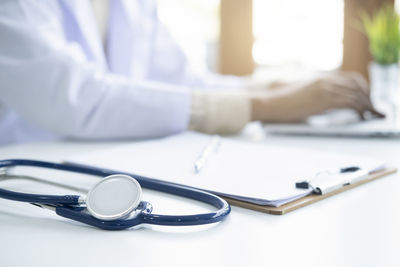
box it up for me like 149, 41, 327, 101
0, 1, 190, 140
251, 73, 384, 123
189, 71, 384, 135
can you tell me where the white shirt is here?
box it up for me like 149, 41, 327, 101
0, 0, 250, 145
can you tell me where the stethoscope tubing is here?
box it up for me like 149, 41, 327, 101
0, 159, 231, 229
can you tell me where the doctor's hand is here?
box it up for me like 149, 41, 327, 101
250, 73, 385, 123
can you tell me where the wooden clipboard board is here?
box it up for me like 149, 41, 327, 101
222, 167, 397, 215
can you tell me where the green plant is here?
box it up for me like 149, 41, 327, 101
362, 5, 400, 65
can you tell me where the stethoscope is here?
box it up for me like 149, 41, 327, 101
0, 159, 230, 230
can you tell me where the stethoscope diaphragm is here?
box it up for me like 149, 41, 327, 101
85, 174, 142, 221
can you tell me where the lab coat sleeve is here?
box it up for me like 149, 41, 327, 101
0, 1, 191, 139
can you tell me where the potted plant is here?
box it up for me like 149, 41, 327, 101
362, 5, 400, 120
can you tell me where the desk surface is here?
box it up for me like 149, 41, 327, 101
0, 124, 399, 267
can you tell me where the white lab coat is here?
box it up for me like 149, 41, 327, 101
0, 0, 243, 145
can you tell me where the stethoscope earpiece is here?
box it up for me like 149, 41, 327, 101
85, 174, 142, 221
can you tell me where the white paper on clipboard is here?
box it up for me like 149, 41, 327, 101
65, 132, 385, 207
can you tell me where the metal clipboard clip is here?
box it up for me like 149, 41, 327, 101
295, 166, 369, 195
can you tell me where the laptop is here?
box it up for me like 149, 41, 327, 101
264, 110, 400, 137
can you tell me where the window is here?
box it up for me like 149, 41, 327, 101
253, 0, 344, 71
157, 0, 220, 72
158, 0, 345, 75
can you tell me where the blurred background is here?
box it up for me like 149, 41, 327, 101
157, 0, 398, 82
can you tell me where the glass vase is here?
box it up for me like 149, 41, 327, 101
369, 62, 400, 124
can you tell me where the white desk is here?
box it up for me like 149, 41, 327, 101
0, 125, 399, 267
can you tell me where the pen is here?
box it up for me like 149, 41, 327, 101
295, 166, 361, 189
194, 135, 221, 173
295, 166, 367, 195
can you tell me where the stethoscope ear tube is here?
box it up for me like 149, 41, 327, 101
0, 188, 81, 205
0, 159, 231, 229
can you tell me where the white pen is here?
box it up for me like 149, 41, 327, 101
194, 135, 221, 173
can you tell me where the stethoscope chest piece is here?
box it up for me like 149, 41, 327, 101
85, 174, 142, 221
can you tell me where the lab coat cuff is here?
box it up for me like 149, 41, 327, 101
189, 90, 251, 134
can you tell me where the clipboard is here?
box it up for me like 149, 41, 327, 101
66, 132, 398, 213
222, 167, 397, 215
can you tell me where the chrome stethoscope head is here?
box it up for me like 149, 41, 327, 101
84, 174, 142, 221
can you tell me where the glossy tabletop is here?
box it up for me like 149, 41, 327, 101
0, 124, 399, 267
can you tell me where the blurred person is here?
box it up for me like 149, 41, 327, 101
0, 0, 382, 145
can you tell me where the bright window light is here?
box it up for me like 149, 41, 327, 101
253, 0, 344, 71
157, 0, 220, 72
